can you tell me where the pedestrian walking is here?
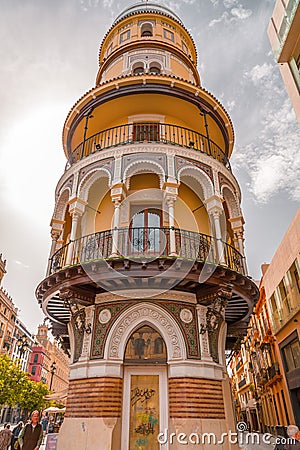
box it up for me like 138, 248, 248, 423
283, 425, 300, 450
11, 422, 23, 450
18, 411, 43, 450
0, 424, 13, 450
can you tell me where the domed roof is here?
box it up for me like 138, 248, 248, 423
113, 1, 183, 26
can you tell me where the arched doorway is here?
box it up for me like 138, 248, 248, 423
122, 325, 168, 450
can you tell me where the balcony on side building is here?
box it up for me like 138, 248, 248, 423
65, 122, 231, 171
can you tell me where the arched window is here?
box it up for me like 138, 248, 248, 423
133, 66, 144, 75
132, 62, 145, 75
141, 22, 153, 37
149, 63, 161, 75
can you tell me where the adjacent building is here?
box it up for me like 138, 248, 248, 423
230, 208, 300, 432
11, 318, 36, 372
28, 324, 70, 394
36, 2, 259, 449
0, 254, 18, 357
268, 0, 300, 123
264, 208, 300, 427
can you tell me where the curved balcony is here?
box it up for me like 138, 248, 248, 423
66, 122, 231, 170
49, 227, 244, 275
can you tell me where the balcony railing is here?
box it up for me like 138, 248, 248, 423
267, 362, 280, 381
66, 122, 231, 170
49, 227, 244, 275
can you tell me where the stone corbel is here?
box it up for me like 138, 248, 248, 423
59, 288, 94, 335
197, 286, 232, 363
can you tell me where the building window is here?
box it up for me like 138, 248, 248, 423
120, 30, 130, 43
132, 62, 145, 75
149, 62, 161, 75
31, 366, 36, 375
107, 42, 113, 55
141, 23, 153, 37
182, 41, 188, 54
132, 123, 159, 142
163, 29, 174, 42
282, 338, 300, 372
33, 354, 38, 363
133, 66, 144, 75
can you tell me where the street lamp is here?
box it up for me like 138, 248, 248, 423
50, 361, 57, 391
16, 335, 29, 358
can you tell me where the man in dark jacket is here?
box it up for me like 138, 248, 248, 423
18, 411, 43, 450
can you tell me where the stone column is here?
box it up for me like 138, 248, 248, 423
111, 199, 121, 257
66, 198, 86, 266
205, 195, 226, 265
229, 216, 248, 275
110, 184, 126, 257
163, 182, 179, 257
46, 229, 61, 275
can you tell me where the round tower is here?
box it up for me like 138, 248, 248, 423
36, 2, 258, 449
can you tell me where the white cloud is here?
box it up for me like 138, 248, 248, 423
209, 11, 230, 26
245, 62, 273, 85
233, 99, 300, 203
227, 100, 236, 111
223, 0, 238, 7
231, 5, 252, 19
209, 4, 252, 26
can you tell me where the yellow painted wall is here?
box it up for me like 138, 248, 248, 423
95, 191, 115, 232
70, 94, 225, 154
129, 174, 160, 190
170, 57, 193, 81
62, 211, 72, 244
176, 184, 210, 234
103, 58, 124, 81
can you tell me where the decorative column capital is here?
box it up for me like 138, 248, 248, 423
204, 195, 223, 214
162, 181, 179, 194
68, 197, 87, 217
228, 215, 245, 230
110, 183, 126, 204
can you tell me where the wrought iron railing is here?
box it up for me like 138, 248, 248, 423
66, 122, 231, 170
49, 227, 244, 275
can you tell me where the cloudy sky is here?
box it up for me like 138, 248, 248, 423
0, 0, 299, 333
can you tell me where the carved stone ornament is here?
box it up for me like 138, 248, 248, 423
180, 308, 193, 324
99, 308, 112, 324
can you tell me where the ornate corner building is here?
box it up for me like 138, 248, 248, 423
36, 3, 259, 449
